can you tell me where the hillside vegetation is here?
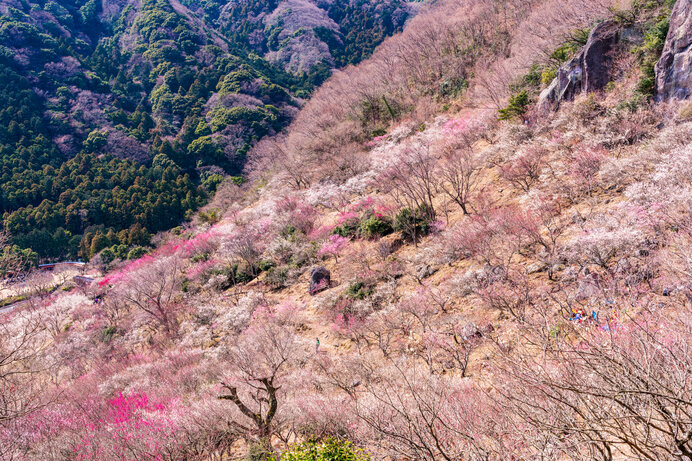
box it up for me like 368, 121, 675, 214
0, 0, 418, 260
2, 0, 692, 460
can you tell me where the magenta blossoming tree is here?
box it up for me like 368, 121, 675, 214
73, 391, 180, 461
318, 235, 349, 263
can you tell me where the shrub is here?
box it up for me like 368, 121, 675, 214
202, 173, 224, 193
112, 244, 130, 260
231, 176, 246, 186
199, 209, 220, 224
333, 219, 359, 238
334, 206, 393, 240
102, 325, 117, 342
181, 278, 190, 293
541, 68, 557, 85
357, 214, 393, 239
276, 438, 369, 461
265, 265, 291, 289
210, 262, 259, 291
393, 207, 431, 245
127, 247, 147, 260
371, 127, 387, 138
498, 91, 531, 121
634, 13, 670, 97
191, 252, 210, 263
229, 262, 257, 286
280, 226, 298, 239
511, 64, 543, 92
345, 279, 374, 300
0, 295, 26, 308
259, 260, 275, 272
100, 247, 115, 264
550, 30, 590, 63
248, 442, 275, 461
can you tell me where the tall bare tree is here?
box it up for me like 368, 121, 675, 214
494, 310, 692, 460
437, 140, 483, 215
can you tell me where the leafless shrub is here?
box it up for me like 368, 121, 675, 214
497, 146, 548, 193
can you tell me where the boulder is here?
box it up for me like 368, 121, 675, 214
538, 54, 583, 111
575, 273, 601, 300
655, 0, 692, 101
539, 21, 620, 110
309, 266, 331, 295
415, 264, 438, 280
458, 323, 480, 341
526, 261, 548, 274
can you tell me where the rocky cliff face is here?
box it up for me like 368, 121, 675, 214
655, 0, 692, 101
538, 20, 619, 110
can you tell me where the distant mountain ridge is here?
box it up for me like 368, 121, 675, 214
212, 0, 420, 72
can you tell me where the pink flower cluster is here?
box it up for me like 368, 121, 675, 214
318, 235, 349, 261
275, 196, 318, 234
338, 211, 359, 225
159, 231, 217, 258
443, 116, 469, 135
186, 258, 220, 280
98, 255, 154, 288
308, 225, 334, 241
74, 391, 178, 461
339, 196, 391, 221
351, 196, 375, 212
366, 134, 389, 147
99, 232, 219, 288
332, 313, 364, 335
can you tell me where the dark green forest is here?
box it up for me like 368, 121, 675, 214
0, 0, 414, 261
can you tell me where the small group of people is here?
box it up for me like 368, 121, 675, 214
571, 303, 619, 330
570, 307, 597, 323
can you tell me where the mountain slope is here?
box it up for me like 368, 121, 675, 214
3, 0, 692, 460
0, 0, 419, 260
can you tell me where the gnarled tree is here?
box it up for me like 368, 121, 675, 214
220, 303, 304, 454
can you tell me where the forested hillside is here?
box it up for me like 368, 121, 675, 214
0, 0, 420, 260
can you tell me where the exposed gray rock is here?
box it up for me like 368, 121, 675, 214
576, 273, 601, 300
538, 54, 583, 111
458, 323, 480, 341
583, 20, 620, 91
621, 26, 644, 44
526, 262, 548, 274
416, 264, 438, 280
539, 21, 620, 110
655, 0, 692, 101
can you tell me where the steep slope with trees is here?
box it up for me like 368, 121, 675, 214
2, 0, 692, 460
0, 0, 417, 260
